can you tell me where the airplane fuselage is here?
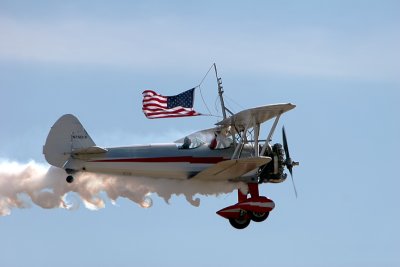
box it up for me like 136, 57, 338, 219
68, 143, 254, 180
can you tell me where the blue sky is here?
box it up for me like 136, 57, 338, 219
1, 1, 399, 266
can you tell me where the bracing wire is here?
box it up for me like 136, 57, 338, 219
198, 84, 213, 116
224, 94, 246, 110
196, 63, 218, 117
214, 96, 220, 114
198, 64, 215, 88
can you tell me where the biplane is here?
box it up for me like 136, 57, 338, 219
43, 68, 298, 229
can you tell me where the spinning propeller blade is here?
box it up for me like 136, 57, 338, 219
289, 172, 298, 198
282, 126, 290, 159
282, 126, 299, 198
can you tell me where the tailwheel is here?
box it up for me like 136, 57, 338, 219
250, 211, 269, 222
229, 217, 251, 229
66, 175, 74, 183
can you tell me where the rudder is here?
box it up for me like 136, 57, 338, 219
43, 114, 96, 168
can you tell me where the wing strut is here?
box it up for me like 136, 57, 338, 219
260, 113, 281, 156
231, 120, 252, 159
254, 120, 260, 156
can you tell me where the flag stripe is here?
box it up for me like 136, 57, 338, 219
142, 101, 168, 108
143, 110, 199, 118
142, 90, 158, 95
142, 105, 169, 111
143, 107, 195, 115
145, 111, 199, 119
143, 95, 167, 102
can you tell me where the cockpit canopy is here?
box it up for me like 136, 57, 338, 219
179, 136, 204, 149
178, 134, 232, 150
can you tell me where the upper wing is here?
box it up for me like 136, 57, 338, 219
191, 156, 271, 180
215, 103, 296, 129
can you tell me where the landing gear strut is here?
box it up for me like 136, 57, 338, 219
216, 183, 275, 229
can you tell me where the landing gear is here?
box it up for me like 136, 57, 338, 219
65, 168, 75, 183
250, 211, 269, 222
216, 183, 275, 229
66, 175, 74, 183
229, 217, 251, 229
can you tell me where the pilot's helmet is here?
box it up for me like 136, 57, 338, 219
183, 137, 191, 145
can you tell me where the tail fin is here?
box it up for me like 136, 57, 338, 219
43, 114, 96, 168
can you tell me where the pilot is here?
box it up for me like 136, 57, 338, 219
209, 133, 218, 150
181, 137, 191, 149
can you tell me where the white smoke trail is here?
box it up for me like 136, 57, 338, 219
0, 160, 247, 216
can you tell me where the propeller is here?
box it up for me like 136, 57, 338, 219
282, 126, 299, 198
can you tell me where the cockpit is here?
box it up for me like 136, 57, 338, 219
179, 137, 205, 149
178, 133, 233, 150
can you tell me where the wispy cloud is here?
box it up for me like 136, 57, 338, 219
0, 16, 399, 82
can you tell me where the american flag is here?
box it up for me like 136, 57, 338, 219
142, 88, 201, 119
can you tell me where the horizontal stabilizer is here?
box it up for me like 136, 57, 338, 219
72, 146, 108, 155
191, 156, 271, 180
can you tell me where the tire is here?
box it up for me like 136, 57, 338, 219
66, 175, 74, 183
250, 211, 269, 222
229, 217, 251, 229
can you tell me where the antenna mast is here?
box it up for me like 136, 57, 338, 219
214, 63, 227, 120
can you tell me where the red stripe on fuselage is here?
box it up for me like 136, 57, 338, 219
89, 156, 226, 164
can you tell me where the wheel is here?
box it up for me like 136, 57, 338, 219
66, 175, 74, 183
229, 217, 251, 229
250, 211, 270, 222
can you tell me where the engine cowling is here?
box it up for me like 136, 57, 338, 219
258, 143, 287, 183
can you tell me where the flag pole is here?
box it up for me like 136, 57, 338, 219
213, 63, 227, 120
